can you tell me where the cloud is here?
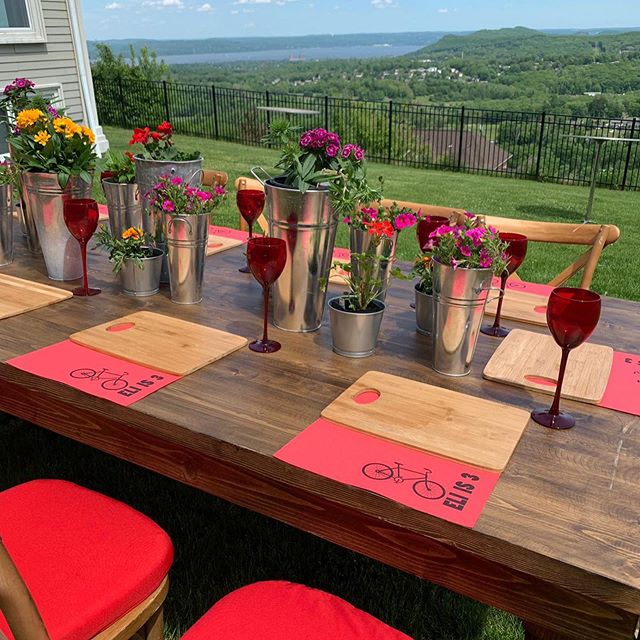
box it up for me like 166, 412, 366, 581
141, 0, 184, 7
105, 1, 124, 8
196, 2, 213, 10
371, 0, 398, 8
437, 7, 448, 12
233, 0, 272, 4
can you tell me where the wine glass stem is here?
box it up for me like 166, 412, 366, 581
248, 221, 253, 240
262, 285, 269, 343
80, 241, 89, 292
492, 271, 508, 329
549, 347, 571, 416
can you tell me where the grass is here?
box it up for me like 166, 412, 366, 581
2, 127, 638, 639
96, 125, 640, 301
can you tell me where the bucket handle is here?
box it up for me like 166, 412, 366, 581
250, 166, 272, 186
167, 215, 193, 234
483, 284, 505, 305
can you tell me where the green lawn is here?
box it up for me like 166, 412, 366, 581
2, 128, 638, 640
98, 125, 640, 300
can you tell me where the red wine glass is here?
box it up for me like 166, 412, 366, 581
481, 232, 528, 338
247, 237, 287, 353
237, 189, 265, 273
416, 215, 450, 252
531, 287, 601, 430
63, 198, 101, 297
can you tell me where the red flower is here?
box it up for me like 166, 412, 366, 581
124, 151, 135, 161
129, 127, 150, 145
151, 131, 162, 141
156, 121, 172, 136
365, 220, 394, 239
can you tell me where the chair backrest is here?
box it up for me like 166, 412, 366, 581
201, 170, 229, 188
0, 539, 50, 640
235, 177, 268, 235
382, 198, 620, 290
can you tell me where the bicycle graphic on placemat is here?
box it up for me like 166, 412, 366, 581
70, 367, 129, 391
362, 461, 446, 501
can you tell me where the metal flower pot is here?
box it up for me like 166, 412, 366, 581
163, 213, 209, 304
431, 260, 495, 376
349, 227, 398, 302
329, 296, 386, 358
0, 183, 13, 266
102, 179, 143, 238
265, 177, 337, 332
119, 247, 163, 297
415, 284, 434, 336
21, 172, 91, 281
10, 143, 40, 253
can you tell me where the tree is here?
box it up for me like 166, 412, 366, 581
91, 44, 171, 83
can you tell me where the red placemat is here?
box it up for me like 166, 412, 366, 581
275, 418, 501, 528
209, 225, 250, 242
6, 340, 179, 406
599, 351, 640, 415
491, 277, 554, 297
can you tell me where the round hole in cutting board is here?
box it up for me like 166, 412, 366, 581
353, 389, 380, 405
106, 322, 136, 332
525, 375, 557, 387
534, 305, 547, 314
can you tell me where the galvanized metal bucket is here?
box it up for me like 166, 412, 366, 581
415, 284, 433, 336
134, 156, 203, 239
163, 213, 209, 304
329, 297, 386, 358
21, 172, 91, 281
350, 227, 397, 302
102, 179, 143, 238
10, 144, 40, 253
0, 183, 13, 266
432, 260, 496, 376
263, 177, 337, 332
119, 247, 164, 297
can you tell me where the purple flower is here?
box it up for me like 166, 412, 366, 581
488, 225, 498, 235
162, 200, 175, 212
170, 176, 183, 185
451, 258, 460, 269
341, 144, 354, 159
47, 105, 59, 118
353, 147, 365, 162
3, 84, 15, 95
464, 211, 475, 219
326, 143, 339, 158
479, 249, 493, 268
15, 78, 26, 89
460, 245, 472, 257
300, 133, 313, 148
465, 227, 486, 247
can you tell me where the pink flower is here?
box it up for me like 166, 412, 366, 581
488, 225, 498, 235
479, 249, 493, 268
326, 143, 339, 158
353, 147, 364, 162
170, 176, 183, 185
197, 190, 213, 201
451, 258, 460, 269
162, 200, 175, 212
343, 216, 351, 224
464, 211, 476, 219
153, 182, 163, 190
215, 185, 225, 196
360, 207, 378, 222
15, 78, 26, 89
460, 245, 472, 257
341, 144, 354, 159
300, 133, 313, 148
394, 212, 417, 230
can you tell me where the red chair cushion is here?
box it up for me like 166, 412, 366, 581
0, 480, 173, 640
182, 581, 413, 640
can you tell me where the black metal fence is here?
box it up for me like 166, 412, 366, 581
94, 77, 640, 191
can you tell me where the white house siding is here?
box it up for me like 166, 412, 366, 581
0, 0, 85, 122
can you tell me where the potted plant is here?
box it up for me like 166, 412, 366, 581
6, 99, 96, 280
94, 225, 163, 297
426, 214, 507, 376
147, 175, 225, 304
412, 254, 434, 336
328, 218, 395, 358
100, 151, 142, 238
258, 120, 383, 332
0, 160, 16, 266
344, 201, 417, 301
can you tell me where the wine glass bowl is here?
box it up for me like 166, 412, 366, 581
416, 215, 449, 252
531, 287, 602, 430
246, 237, 286, 353
237, 189, 265, 273
481, 231, 528, 338
63, 198, 101, 297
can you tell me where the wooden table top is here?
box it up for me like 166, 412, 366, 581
1, 234, 639, 637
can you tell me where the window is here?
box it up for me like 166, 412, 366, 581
0, 0, 46, 44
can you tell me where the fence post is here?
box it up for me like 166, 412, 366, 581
324, 95, 329, 130
457, 106, 465, 169
162, 80, 170, 123
211, 84, 219, 139
535, 112, 546, 179
621, 117, 637, 191
387, 100, 393, 163
117, 77, 126, 129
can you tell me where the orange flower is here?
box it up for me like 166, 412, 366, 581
121, 226, 143, 240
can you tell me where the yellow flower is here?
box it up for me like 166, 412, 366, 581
34, 130, 51, 147
121, 227, 142, 240
53, 117, 73, 133
81, 126, 95, 144
16, 109, 45, 129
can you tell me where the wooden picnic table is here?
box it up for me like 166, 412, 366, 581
0, 232, 638, 640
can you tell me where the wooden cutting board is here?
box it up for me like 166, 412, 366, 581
483, 329, 613, 404
484, 289, 549, 326
321, 370, 530, 471
69, 311, 248, 376
206, 234, 244, 256
0, 274, 72, 320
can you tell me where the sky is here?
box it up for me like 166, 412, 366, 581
80, 0, 640, 41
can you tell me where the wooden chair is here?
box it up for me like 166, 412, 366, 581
235, 176, 269, 234
0, 480, 172, 640
201, 169, 228, 188
382, 198, 620, 290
